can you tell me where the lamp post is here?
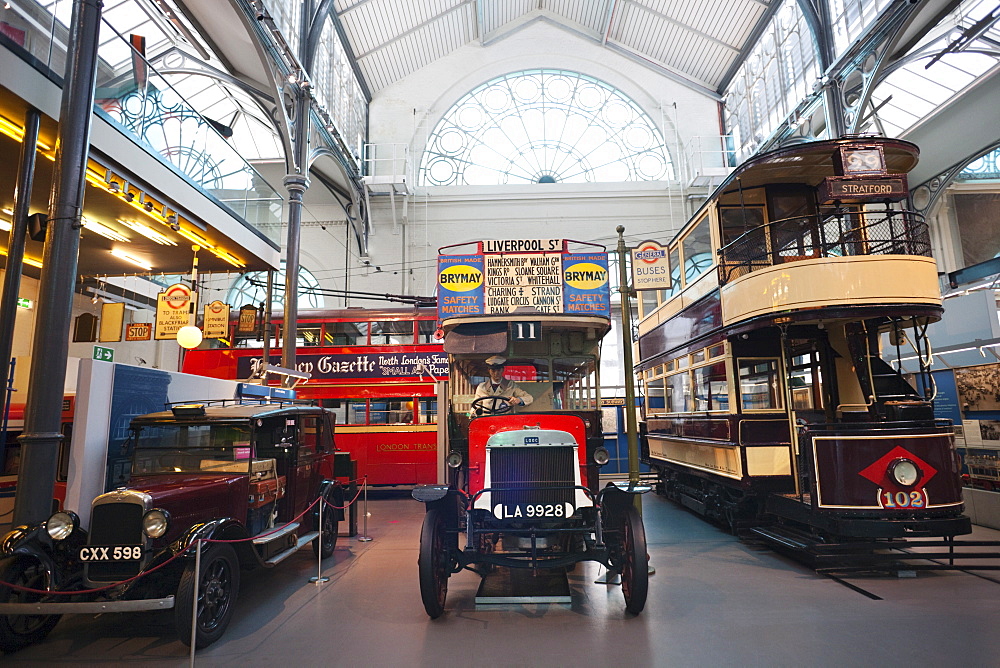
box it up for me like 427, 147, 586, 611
615, 226, 640, 489
177, 245, 202, 350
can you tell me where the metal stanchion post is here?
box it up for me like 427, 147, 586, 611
357, 476, 372, 542
310, 497, 329, 584
189, 539, 201, 667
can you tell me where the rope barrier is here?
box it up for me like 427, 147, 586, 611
0, 480, 370, 597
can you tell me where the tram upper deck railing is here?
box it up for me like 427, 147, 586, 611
718, 209, 931, 284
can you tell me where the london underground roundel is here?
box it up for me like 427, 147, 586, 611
439, 264, 484, 292
563, 263, 608, 290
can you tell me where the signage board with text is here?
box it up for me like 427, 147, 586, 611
437, 239, 610, 320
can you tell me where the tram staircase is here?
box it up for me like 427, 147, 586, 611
746, 525, 1000, 574
863, 356, 932, 420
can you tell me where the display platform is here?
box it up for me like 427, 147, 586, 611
475, 567, 572, 604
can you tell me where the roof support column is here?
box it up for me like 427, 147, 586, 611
797, 0, 846, 137
14, 0, 103, 525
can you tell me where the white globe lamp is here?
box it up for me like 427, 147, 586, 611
177, 325, 203, 349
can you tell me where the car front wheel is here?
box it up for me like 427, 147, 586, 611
175, 543, 240, 649
0, 557, 61, 653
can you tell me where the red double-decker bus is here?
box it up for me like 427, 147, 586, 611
182, 307, 447, 486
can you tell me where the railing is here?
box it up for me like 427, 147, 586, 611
0, 1, 283, 243
718, 209, 931, 284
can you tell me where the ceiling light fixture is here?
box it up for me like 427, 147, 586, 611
118, 219, 177, 246
110, 248, 152, 270
81, 217, 131, 242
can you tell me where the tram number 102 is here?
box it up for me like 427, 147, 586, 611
878, 489, 928, 509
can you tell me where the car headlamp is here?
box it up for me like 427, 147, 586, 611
446, 451, 463, 469
889, 458, 921, 487
142, 509, 170, 538
593, 447, 610, 466
45, 511, 79, 541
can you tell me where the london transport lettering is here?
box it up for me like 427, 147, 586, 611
237, 352, 448, 380
437, 239, 611, 319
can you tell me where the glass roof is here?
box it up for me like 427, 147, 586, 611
868, 0, 1000, 136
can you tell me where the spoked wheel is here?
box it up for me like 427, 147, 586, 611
0, 558, 61, 653
418, 509, 450, 618
175, 543, 240, 649
619, 504, 649, 615
313, 500, 340, 559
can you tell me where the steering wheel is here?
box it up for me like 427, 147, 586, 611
471, 396, 513, 416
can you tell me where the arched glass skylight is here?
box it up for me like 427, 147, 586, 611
227, 262, 324, 311
419, 69, 673, 185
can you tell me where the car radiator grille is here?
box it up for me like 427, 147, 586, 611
489, 446, 575, 508
86, 502, 145, 581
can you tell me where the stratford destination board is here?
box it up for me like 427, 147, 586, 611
437, 238, 610, 319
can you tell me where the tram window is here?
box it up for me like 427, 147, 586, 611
326, 321, 367, 345
418, 399, 437, 424
789, 352, 823, 411
708, 343, 726, 359
691, 350, 706, 364
371, 320, 413, 345
646, 378, 666, 414
682, 217, 713, 284
665, 372, 689, 413
417, 320, 437, 343
720, 207, 765, 247
640, 290, 658, 318
668, 247, 680, 296
693, 362, 729, 412
738, 359, 783, 411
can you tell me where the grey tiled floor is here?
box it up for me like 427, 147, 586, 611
6, 491, 1000, 667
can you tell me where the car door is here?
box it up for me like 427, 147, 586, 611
292, 415, 321, 515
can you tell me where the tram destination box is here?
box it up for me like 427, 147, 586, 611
818, 174, 908, 204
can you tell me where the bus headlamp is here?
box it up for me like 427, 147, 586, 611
593, 447, 610, 466
446, 451, 463, 469
889, 459, 921, 487
46, 511, 79, 541
142, 509, 170, 538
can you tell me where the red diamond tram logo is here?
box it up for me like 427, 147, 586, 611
859, 445, 938, 492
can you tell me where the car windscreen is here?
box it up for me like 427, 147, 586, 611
130, 422, 253, 475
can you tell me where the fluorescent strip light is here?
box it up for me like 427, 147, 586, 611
82, 218, 130, 243
175, 227, 211, 247
0, 248, 43, 268
0, 116, 24, 141
210, 246, 245, 267
118, 219, 177, 246
110, 249, 152, 270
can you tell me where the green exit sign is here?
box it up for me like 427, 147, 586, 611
16, 297, 32, 309
93, 345, 114, 362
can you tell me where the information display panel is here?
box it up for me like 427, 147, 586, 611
437, 239, 610, 319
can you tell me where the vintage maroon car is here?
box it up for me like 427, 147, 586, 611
0, 399, 344, 652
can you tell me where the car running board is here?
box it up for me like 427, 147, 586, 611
253, 521, 300, 544
264, 531, 319, 566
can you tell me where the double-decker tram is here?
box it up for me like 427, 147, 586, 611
182, 308, 447, 485
634, 137, 971, 556
413, 238, 650, 618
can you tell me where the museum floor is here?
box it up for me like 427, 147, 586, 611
6, 490, 1000, 667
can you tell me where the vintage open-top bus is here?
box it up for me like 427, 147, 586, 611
412, 238, 650, 617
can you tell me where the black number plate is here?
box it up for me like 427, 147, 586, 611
79, 545, 143, 561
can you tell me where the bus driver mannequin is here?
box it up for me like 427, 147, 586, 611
474, 356, 534, 412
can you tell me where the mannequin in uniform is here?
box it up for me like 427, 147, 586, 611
473, 355, 533, 413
